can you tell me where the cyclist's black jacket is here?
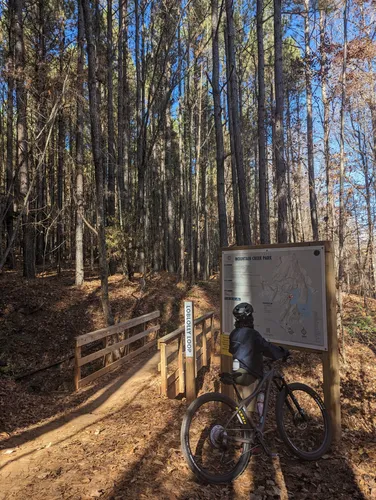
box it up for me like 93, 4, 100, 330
229, 327, 288, 379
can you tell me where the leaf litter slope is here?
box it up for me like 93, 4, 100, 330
0, 270, 375, 499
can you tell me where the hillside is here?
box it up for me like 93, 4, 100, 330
0, 270, 375, 499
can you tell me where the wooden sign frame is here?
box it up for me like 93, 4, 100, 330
220, 241, 341, 442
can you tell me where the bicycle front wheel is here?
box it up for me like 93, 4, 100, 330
181, 392, 252, 484
276, 382, 332, 460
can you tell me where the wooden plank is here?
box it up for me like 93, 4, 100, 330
160, 342, 168, 397
167, 375, 180, 399
178, 335, 185, 394
77, 310, 160, 346
78, 339, 157, 388
158, 326, 185, 346
197, 353, 203, 372
74, 343, 81, 391
322, 241, 341, 442
195, 332, 203, 345
202, 319, 208, 367
194, 312, 214, 325
167, 368, 179, 388
79, 326, 160, 367
207, 338, 212, 360
209, 316, 214, 360
158, 348, 178, 372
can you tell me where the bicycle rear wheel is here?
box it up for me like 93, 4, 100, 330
276, 382, 332, 460
181, 392, 252, 484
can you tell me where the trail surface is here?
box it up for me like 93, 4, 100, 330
1, 351, 164, 499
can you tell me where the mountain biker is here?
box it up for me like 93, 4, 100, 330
229, 302, 290, 412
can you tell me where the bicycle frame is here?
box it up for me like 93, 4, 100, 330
226, 364, 290, 438
234, 366, 276, 433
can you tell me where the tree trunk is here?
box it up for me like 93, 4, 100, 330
225, 0, 251, 245
82, 0, 113, 325
15, 0, 35, 278
225, 24, 243, 246
320, 9, 333, 241
75, 0, 85, 286
107, 0, 116, 222
211, 0, 228, 249
257, 0, 269, 244
178, 22, 186, 280
57, 21, 65, 274
304, 0, 319, 240
274, 0, 287, 243
286, 90, 296, 242
34, 0, 47, 266
338, 0, 348, 353
6, 0, 15, 268
195, 62, 203, 277
117, 0, 128, 228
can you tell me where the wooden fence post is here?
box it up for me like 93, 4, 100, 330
323, 241, 341, 442
202, 319, 208, 367
74, 343, 81, 391
178, 334, 185, 394
160, 342, 168, 397
185, 301, 196, 403
209, 314, 214, 358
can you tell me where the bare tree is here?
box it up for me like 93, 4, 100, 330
82, 0, 113, 325
211, 0, 228, 249
225, 0, 251, 245
257, 0, 269, 244
5, 0, 15, 268
274, 0, 287, 243
75, 0, 85, 286
15, 0, 35, 278
304, 0, 319, 240
338, 0, 348, 349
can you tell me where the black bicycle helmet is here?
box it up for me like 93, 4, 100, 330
232, 302, 254, 320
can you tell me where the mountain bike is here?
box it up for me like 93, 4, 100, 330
180, 355, 332, 484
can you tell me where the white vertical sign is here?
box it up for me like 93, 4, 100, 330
185, 301, 194, 358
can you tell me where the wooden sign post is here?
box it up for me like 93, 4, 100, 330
185, 301, 196, 403
322, 241, 341, 442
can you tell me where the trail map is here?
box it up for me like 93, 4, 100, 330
222, 246, 328, 351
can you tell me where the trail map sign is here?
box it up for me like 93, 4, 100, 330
222, 245, 328, 351
220, 242, 341, 442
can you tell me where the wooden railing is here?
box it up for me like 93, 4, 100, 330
158, 311, 214, 399
75, 310, 160, 390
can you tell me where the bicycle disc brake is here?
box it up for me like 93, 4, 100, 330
210, 425, 228, 449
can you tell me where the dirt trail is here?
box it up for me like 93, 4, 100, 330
2, 344, 375, 500
0, 351, 161, 499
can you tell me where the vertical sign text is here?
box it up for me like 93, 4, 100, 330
185, 301, 194, 357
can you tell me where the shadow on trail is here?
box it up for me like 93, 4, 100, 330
0, 349, 158, 453
0, 379, 154, 477
104, 398, 235, 500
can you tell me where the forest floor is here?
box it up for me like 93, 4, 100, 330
0, 269, 376, 499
